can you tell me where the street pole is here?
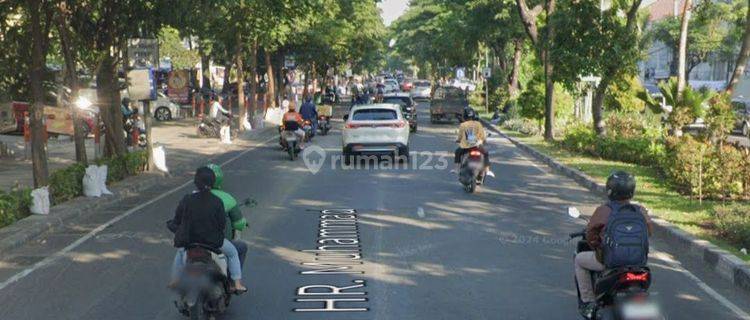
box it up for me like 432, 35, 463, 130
485, 47, 489, 113
143, 100, 154, 171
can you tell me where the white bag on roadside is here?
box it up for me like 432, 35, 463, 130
83, 165, 102, 197
29, 186, 50, 215
97, 165, 113, 195
153, 145, 169, 173
220, 125, 232, 144
242, 116, 253, 131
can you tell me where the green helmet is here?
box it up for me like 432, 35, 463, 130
206, 163, 223, 189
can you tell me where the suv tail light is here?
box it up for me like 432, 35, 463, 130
345, 123, 359, 129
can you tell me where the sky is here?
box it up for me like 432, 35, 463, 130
378, 0, 410, 26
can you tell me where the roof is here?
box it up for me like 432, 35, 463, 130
350, 103, 401, 112
383, 92, 411, 98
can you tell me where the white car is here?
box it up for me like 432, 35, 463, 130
451, 79, 476, 92
411, 80, 432, 100
342, 103, 410, 163
121, 91, 182, 121
383, 79, 400, 93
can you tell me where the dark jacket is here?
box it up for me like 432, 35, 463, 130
169, 191, 226, 249
299, 101, 317, 120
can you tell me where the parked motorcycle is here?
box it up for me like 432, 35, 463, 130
197, 114, 237, 139
123, 115, 146, 148
173, 199, 255, 320
568, 209, 664, 320
458, 147, 486, 193
318, 115, 331, 135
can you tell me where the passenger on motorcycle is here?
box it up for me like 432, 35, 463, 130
575, 171, 652, 318
281, 102, 306, 149
206, 164, 249, 268
299, 95, 318, 135
453, 108, 490, 175
167, 167, 247, 294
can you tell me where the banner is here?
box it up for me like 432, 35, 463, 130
168, 70, 190, 104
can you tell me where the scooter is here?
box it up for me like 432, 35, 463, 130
173, 199, 255, 320
318, 115, 331, 136
280, 121, 302, 161
303, 119, 314, 142
458, 147, 486, 193
568, 209, 665, 320
197, 114, 237, 139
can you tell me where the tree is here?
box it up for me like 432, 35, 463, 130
678, 0, 693, 94
727, 0, 750, 94
26, 0, 53, 187
552, 0, 644, 136
516, 0, 556, 140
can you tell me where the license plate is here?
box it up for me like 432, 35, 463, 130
620, 301, 660, 319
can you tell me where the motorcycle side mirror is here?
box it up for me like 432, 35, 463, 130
567, 206, 581, 219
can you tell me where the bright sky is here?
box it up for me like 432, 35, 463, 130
378, 0, 410, 26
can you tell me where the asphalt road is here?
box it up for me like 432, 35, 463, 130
0, 103, 749, 319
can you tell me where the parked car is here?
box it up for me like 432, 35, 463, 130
451, 78, 476, 92
342, 103, 410, 164
121, 91, 182, 121
382, 93, 417, 132
411, 80, 432, 100
732, 99, 750, 138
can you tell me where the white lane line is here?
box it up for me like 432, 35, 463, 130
651, 248, 750, 319
0, 136, 277, 292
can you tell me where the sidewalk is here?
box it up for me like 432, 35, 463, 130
0, 119, 278, 255
0, 118, 271, 190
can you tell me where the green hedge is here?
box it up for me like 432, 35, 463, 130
713, 205, 750, 249
559, 124, 665, 166
2, 150, 148, 229
0, 188, 32, 228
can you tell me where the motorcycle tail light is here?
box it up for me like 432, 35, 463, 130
620, 272, 649, 283
469, 150, 482, 157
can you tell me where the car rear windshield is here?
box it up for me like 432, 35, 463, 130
414, 81, 430, 87
352, 109, 398, 121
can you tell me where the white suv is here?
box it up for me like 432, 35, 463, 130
342, 104, 410, 163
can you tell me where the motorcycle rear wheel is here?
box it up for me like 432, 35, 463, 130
189, 295, 207, 320
464, 179, 476, 193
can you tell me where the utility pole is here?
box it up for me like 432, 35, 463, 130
485, 47, 489, 113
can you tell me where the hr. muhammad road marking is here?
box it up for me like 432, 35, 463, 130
293, 209, 369, 313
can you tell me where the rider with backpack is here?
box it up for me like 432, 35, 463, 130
575, 171, 653, 318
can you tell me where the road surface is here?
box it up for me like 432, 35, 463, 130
0, 103, 749, 320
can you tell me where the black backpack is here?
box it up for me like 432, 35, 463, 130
602, 202, 649, 268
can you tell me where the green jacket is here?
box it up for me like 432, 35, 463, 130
210, 189, 247, 239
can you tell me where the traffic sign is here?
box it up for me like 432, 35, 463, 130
483, 67, 491, 78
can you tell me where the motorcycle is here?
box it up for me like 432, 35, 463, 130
280, 121, 302, 161
174, 199, 255, 320
458, 146, 486, 193
123, 115, 147, 148
568, 209, 664, 320
197, 114, 237, 139
303, 119, 314, 142
318, 115, 331, 135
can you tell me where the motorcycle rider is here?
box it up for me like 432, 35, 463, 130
299, 94, 318, 136
281, 102, 306, 149
575, 171, 653, 318
209, 95, 230, 124
453, 108, 490, 177
167, 167, 247, 294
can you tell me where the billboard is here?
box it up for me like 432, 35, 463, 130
127, 68, 157, 101
167, 70, 190, 104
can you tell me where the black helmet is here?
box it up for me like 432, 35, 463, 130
122, 97, 130, 105
606, 171, 636, 201
463, 107, 478, 121
194, 166, 216, 192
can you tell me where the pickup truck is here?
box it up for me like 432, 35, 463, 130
430, 86, 468, 123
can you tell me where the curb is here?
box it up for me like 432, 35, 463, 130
0, 125, 277, 256
481, 119, 750, 294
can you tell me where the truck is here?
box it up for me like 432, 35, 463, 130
429, 86, 468, 123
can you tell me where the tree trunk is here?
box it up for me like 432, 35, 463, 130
28, 0, 49, 187
222, 62, 232, 94
303, 67, 310, 98
265, 49, 276, 109
543, 0, 556, 141
236, 34, 246, 131
727, 0, 750, 95
592, 77, 611, 136
508, 39, 523, 97
249, 40, 258, 117
97, 54, 127, 157
677, 0, 692, 95
199, 42, 211, 91
56, 2, 87, 164
311, 62, 317, 95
